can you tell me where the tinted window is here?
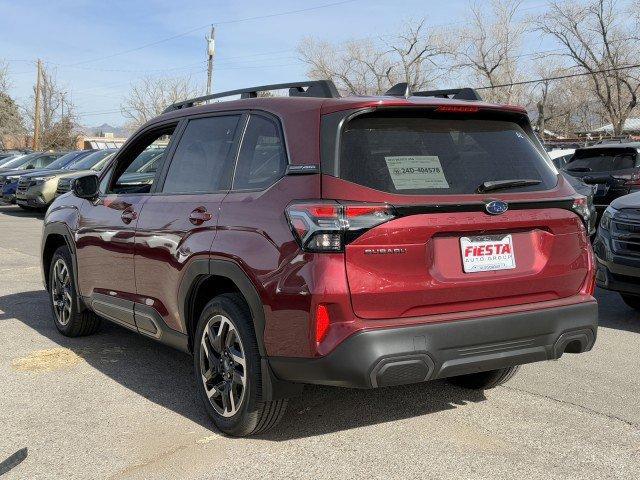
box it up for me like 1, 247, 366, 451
338, 114, 557, 195
163, 116, 240, 194
34, 154, 62, 168
46, 151, 85, 170
566, 149, 637, 172
0, 153, 39, 169
234, 115, 286, 190
70, 150, 117, 170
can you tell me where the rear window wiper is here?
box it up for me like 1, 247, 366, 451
477, 179, 542, 193
566, 167, 592, 172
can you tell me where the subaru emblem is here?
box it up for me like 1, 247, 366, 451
485, 200, 508, 215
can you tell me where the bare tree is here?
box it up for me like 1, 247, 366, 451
121, 75, 200, 129
297, 19, 453, 95
453, 0, 527, 103
24, 65, 77, 150
536, 0, 640, 135
0, 60, 26, 148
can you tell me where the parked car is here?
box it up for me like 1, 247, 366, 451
563, 142, 640, 213
41, 80, 597, 437
0, 149, 31, 162
0, 153, 28, 168
0, 152, 48, 173
14, 150, 98, 209
593, 193, 640, 309
114, 148, 165, 190
53, 149, 118, 197
0, 152, 67, 204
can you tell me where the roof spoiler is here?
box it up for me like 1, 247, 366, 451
163, 80, 340, 113
383, 82, 483, 101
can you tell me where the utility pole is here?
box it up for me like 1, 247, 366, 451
205, 26, 216, 95
33, 59, 42, 150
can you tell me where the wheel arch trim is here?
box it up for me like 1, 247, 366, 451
179, 258, 268, 356
41, 222, 84, 309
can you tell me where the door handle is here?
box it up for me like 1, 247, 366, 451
189, 207, 213, 226
121, 208, 138, 224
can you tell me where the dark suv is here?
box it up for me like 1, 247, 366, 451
564, 142, 640, 213
41, 80, 598, 436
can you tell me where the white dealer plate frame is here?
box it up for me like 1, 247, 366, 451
460, 234, 516, 273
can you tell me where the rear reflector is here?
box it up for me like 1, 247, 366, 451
315, 304, 330, 343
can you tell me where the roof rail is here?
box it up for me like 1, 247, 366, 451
383, 82, 483, 101
163, 80, 340, 113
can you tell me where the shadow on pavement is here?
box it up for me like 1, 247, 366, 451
0, 206, 45, 219
0, 289, 487, 440
595, 288, 640, 334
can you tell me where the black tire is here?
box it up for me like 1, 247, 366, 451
448, 366, 520, 390
620, 293, 640, 311
48, 245, 101, 337
193, 293, 287, 437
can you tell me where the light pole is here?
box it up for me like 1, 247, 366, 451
206, 26, 216, 96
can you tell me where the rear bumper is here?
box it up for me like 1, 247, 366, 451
269, 300, 598, 388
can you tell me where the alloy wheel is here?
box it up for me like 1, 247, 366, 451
199, 314, 247, 417
51, 258, 73, 326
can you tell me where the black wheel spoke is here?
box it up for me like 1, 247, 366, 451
232, 369, 244, 385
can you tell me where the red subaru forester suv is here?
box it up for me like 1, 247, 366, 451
41, 80, 598, 436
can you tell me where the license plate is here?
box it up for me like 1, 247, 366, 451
460, 235, 516, 273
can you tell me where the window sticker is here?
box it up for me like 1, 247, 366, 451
384, 155, 450, 190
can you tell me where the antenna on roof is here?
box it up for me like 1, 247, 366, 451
384, 82, 410, 98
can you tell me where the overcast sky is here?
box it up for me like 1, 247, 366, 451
1, 0, 558, 127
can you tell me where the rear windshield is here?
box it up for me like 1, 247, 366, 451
565, 149, 638, 172
338, 115, 557, 195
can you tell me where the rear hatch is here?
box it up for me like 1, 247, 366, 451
321, 108, 591, 319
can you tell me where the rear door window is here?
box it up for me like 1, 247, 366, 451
338, 114, 557, 195
233, 115, 286, 190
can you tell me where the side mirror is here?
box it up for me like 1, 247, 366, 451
72, 174, 100, 199
26, 164, 35, 169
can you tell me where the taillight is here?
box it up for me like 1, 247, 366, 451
286, 201, 396, 252
571, 196, 592, 234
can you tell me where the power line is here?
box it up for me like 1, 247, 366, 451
66, 0, 361, 67
475, 63, 640, 90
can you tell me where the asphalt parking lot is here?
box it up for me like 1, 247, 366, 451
0, 204, 638, 480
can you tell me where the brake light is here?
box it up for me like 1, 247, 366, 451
435, 105, 479, 113
286, 201, 396, 252
624, 172, 640, 186
315, 304, 330, 343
